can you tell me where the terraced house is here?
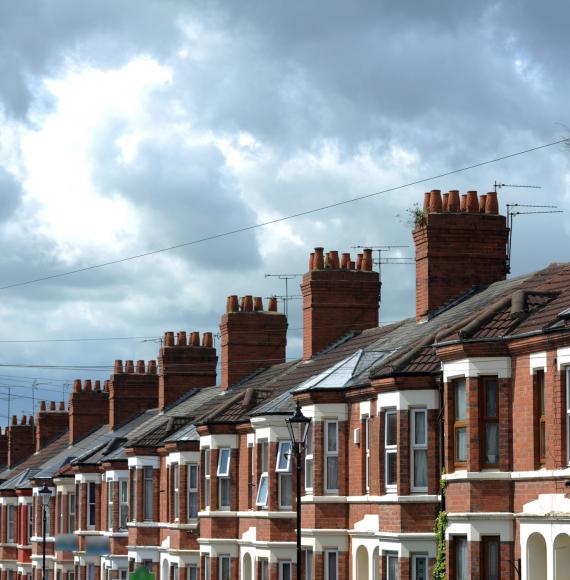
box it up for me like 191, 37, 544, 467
0, 188, 569, 579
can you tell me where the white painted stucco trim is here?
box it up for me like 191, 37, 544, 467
302, 403, 348, 422
166, 451, 200, 466
530, 352, 547, 374
446, 513, 514, 542
127, 456, 160, 469
377, 390, 439, 412
558, 347, 570, 370
443, 357, 511, 381
199, 434, 239, 450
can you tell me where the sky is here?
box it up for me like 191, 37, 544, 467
0, 0, 569, 423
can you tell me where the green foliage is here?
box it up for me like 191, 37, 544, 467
433, 510, 447, 580
405, 203, 425, 228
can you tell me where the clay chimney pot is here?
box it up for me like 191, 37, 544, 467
448, 190, 460, 212
243, 295, 253, 312
429, 189, 443, 213
314, 247, 325, 270
84, 380, 92, 392
460, 194, 467, 212
125, 360, 134, 373
201, 332, 213, 347
176, 331, 187, 346
49, 401, 56, 411
227, 295, 239, 312
442, 192, 449, 211
308, 252, 315, 271
329, 251, 340, 269
423, 192, 431, 212
253, 297, 264, 311
356, 253, 363, 270
40, 401, 46, 412
114, 360, 123, 374
11, 415, 17, 426
164, 332, 175, 347
147, 360, 157, 374
466, 191, 479, 213
362, 249, 373, 271
59, 401, 65, 411
267, 297, 278, 312
73, 379, 81, 393
94, 380, 101, 391
21, 415, 27, 425
350, 260, 356, 270
136, 360, 145, 373
341, 253, 350, 269
485, 191, 499, 214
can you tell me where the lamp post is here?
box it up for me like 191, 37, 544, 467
286, 402, 311, 580
39, 481, 52, 580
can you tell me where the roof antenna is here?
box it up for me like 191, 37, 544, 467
264, 274, 302, 317
495, 182, 563, 274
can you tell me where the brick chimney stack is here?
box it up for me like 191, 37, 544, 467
35, 400, 68, 451
158, 330, 218, 411
108, 360, 159, 430
68, 379, 109, 444
301, 247, 380, 360
220, 295, 287, 391
413, 189, 509, 322
0, 429, 7, 468
7, 415, 35, 468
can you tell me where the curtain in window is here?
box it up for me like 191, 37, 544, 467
485, 423, 499, 464
456, 538, 468, 580
487, 540, 499, 580
414, 450, 428, 488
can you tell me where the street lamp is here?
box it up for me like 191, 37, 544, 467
286, 402, 311, 580
39, 481, 52, 580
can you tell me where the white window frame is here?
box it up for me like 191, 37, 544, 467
278, 561, 292, 580
186, 565, 198, 580
187, 464, 199, 519
324, 550, 338, 580
455, 536, 468, 580
172, 463, 180, 520
217, 449, 231, 510
385, 410, 397, 493
277, 441, 292, 510
363, 416, 370, 492
87, 482, 96, 528
203, 555, 210, 580
259, 559, 269, 580
119, 480, 128, 530
171, 564, 179, 580
304, 423, 314, 491
7, 504, 15, 542
411, 554, 429, 580
68, 492, 75, 532
566, 368, 570, 465
411, 408, 428, 493
218, 555, 230, 580
325, 420, 339, 493
305, 548, 313, 580
143, 467, 153, 521
204, 448, 211, 510
27, 501, 33, 541
256, 440, 269, 507
386, 552, 399, 580
87, 564, 96, 580
107, 480, 114, 530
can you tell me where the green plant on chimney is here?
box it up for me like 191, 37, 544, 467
406, 203, 425, 227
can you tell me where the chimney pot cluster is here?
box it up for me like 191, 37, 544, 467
308, 247, 373, 272
226, 296, 279, 314
113, 359, 157, 374
162, 331, 213, 348
424, 189, 499, 216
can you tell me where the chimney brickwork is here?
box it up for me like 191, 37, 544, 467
301, 247, 380, 360
68, 380, 109, 444
413, 189, 508, 322
221, 296, 287, 391
7, 415, 35, 468
158, 331, 218, 411
0, 429, 7, 468
108, 360, 159, 430
35, 400, 68, 451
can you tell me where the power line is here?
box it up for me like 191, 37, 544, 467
0, 138, 566, 292
0, 336, 160, 344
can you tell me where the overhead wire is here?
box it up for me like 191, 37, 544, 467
0, 138, 566, 292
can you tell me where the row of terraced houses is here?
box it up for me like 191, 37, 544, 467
0, 189, 569, 580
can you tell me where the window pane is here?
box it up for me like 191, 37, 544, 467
485, 539, 499, 580
413, 449, 428, 489
326, 423, 338, 452
305, 457, 313, 489
326, 553, 337, 580
326, 456, 338, 490
414, 411, 426, 445
220, 557, 230, 580
538, 372, 545, 414
280, 473, 292, 508
486, 380, 497, 417
260, 560, 268, 580
413, 556, 427, 580
277, 442, 292, 472
220, 478, 230, 508
386, 412, 397, 446
305, 424, 313, 454
387, 555, 398, 580
256, 474, 268, 505
456, 538, 468, 580
455, 380, 467, 420
386, 452, 397, 486
455, 427, 467, 462
260, 441, 269, 473
485, 423, 499, 464
143, 468, 153, 520
189, 464, 198, 489
217, 449, 230, 476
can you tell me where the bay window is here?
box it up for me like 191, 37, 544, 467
7, 504, 15, 542
256, 440, 269, 507
187, 464, 199, 519
325, 421, 339, 493
276, 441, 292, 509
385, 410, 397, 491
186, 566, 198, 580
567, 368, 570, 465
130, 469, 137, 521
88, 482, 96, 528
454, 379, 467, 467
481, 377, 499, 467
411, 409, 428, 491
278, 561, 292, 580
68, 492, 76, 532
217, 449, 231, 509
